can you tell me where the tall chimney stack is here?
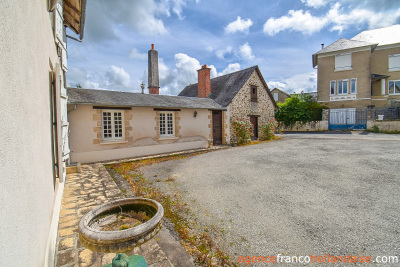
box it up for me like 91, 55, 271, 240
197, 64, 211, 98
148, 44, 159, 95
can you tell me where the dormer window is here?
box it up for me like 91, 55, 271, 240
251, 86, 257, 102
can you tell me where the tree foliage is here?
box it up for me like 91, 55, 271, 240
275, 93, 324, 127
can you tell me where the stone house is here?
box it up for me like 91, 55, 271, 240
67, 88, 224, 163
179, 65, 278, 144
0, 0, 86, 266
271, 88, 291, 103
313, 25, 400, 109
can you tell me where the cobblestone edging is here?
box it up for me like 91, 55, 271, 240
55, 164, 173, 267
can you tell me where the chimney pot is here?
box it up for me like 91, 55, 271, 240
151, 44, 154, 50
321, 43, 324, 49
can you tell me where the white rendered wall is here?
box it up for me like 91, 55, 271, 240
68, 105, 212, 163
0, 1, 63, 266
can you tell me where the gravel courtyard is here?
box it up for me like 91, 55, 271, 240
139, 132, 400, 265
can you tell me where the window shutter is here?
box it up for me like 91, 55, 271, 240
335, 54, 352, 70
389, 54, 400, 71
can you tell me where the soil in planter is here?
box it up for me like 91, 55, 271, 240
98, 210, 151, 231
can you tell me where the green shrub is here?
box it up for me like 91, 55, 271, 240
261, 118, 279, 140
275, 93, 324, 127
232, 118, 254, 145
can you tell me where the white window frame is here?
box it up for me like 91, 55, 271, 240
330, 81, 336, 95
350, 78, 357, 94
337, 79, 349, 95
335, 53, 352, 71
389, 54, 400, 72
102, 110, 125, 141
159, 111, 175, 138
388, 80, 400, 95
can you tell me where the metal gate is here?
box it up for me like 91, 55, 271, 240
329, 108, 367, 130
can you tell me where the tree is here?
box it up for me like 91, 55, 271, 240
275, 93, 324, 127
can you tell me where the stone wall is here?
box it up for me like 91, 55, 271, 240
281, 121, 329, 131
228, 70, 276, 142
367, 121, 400, 132
280, 109, 329, 132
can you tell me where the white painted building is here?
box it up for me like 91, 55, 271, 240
0, 1, 86, 266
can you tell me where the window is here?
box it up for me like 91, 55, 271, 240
350, 78, 357, 94
389, 80, 400, 95
335, 53, 352, 71
330, 81, 336, 95
338, 80, 349, 94
251, 86, 257, 102
273, 92, 279, 101
159, 112, 175, 137
389, 54, 400, 71
102, 111, 124, 141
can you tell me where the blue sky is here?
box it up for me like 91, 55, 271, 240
67, 0, 400, 95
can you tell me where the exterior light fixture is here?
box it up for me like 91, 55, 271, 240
140, 82, 145, 94
194, 111, 197, 118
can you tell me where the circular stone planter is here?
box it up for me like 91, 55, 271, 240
78, 198, 164, 253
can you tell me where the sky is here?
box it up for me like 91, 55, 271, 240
66, 0, 400, 95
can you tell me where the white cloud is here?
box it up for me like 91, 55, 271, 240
267, 81, 287, 90
225, 16, 253, 34
264, 9, 327, 36
216, 46, 233, 59
268, 71, 317, 94
85, 0, 198, 40
219, 63, 241, 76
301, 0, 332, 8
237, 43, 255, 60
264, 3, 400, 36
128, 48, 147, 60
105, 65, 131, 89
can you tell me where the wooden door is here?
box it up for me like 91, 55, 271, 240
250, 116, 258, 139
212, 111, 222, 145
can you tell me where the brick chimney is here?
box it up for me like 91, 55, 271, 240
148, 44, 159, 94
198, 64, 211, 98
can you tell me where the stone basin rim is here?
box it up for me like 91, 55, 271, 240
78, 197, 164, 242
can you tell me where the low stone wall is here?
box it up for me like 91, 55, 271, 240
367, 120, 400, 132
280, 121, 328, 132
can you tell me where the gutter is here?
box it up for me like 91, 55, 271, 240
67, 104, 78, 113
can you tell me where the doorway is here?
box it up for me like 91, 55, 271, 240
212, 111, 222, 145
250, 116, 258, 140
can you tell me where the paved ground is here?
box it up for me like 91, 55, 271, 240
55, 163, 195, 267
139, 132, 400, 266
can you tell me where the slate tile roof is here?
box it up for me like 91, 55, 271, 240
351, 24, 400, 46
179, 65, 277, 109
67, 88, 225, 110
314, 38, 376, 55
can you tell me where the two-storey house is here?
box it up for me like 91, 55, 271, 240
312, 25, 400, 128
